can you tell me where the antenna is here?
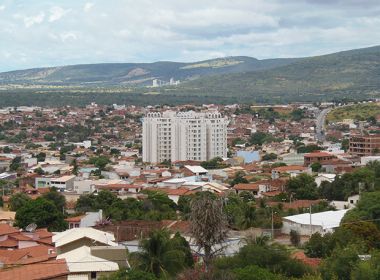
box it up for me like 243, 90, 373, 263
25, 223, 37, 233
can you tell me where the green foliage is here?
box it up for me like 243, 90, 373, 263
262, 153, 278, 161
75, 190, 177, 221
42, 188, 66, 212
9, 156, 22, 171
290, 230, 301, 247
230, 171, 248, 187
310, 162, 322, 172
88, 156, 111, 170
250, 132, 278, 146
320, 246, 360, 280
99, 269, 157, 280
291, 109, 306, 121
342, 191, 380, 228
297, 145, 322, 154
200, 157, 228, 169
34, 167, 45, 175
327, 103, 380, 122
15, 197, 67, 231
286, 174, 318, 200
9, 192, 31, 211
214, 242, 311, 278
304, 232, 334, 258
131, 229, 193, 278
233, 265, 283, 280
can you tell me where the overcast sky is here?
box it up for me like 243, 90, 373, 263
0, 0, 379, 72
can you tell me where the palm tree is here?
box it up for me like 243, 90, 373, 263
238, 204, 256, 230
132, 229, 191, 278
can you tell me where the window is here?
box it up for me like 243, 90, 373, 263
91, 272, 97, 279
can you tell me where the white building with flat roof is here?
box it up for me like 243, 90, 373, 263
143, 111, 228, 163
282, 209, 349, 236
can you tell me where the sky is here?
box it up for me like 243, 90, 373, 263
0, 0, 380, 72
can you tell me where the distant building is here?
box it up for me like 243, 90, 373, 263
142, 111, 228, 163
349, 133, 380, 157
282, 210, 348, 236
304, 152, 335, 167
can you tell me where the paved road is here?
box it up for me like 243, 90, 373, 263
315, 108, 332, 142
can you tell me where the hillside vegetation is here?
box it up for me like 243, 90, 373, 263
0, 45, 380, 106
326, 103, 380, 122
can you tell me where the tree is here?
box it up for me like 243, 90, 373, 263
42, 188, 66, 213
233, 265, 283, 280
304, 232, 334, 258
262, 153, 278, 161
9, 192, 31, 211
131, 229, 192, 278
99, 269, 157, 280
342, 191, 380, 227
71, 159, 79, 175
36, 152, 46, 162
310, 162, 322, 172
320, 246, 360, 280
230, 171, 248, 187
15, 197, 67, 231
88, 156, 110, 170
290, 230, 300, 247
190, 192, 228, 270
286, 174, 318, 199
9, 156, 22, 171
34, 167, 45, 175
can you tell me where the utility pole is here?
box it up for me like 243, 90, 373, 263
309, 205, 312, 237
271, 208, 274, 240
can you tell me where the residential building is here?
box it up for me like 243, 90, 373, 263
65, 210, 103, 229
282, 209, 348, 236
349, 133, 380, 156
142, 111, 228, 163
304, 152, 335, 167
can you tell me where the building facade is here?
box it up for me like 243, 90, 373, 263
143, 111, 228, 163
349, 133, 380, 157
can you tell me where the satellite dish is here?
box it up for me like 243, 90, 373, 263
25, 223, 37, 232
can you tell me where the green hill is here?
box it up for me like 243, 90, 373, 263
0, 45, 379, 106
164, 45, 380, 103
0, 56, 298, 86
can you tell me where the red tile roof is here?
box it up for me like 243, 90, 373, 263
233, 183, 259, 191
0, 259, 69, 280
273, 165, 307, 172
0, 224, 19, 236
292, 251, 321, 268
304, 152, 332, 157
65, 215, 85, 223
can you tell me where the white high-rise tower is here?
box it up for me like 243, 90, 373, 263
142, 111, 228, 163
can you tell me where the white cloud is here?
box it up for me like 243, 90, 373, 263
23, 12, 45, 28
0, 5, 5, 11
60, 32, 78, 42
83, 2, 94, 12
49, 6, 70, 22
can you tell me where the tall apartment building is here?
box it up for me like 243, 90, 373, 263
349, 132, 380, 157
143, 111, 228, 163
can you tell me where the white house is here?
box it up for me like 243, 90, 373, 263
282, 210, 349, 236
315, 173, 336, 187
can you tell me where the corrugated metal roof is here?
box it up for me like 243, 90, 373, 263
57, 246, 119, 273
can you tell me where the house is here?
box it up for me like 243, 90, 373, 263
53, 227, 118, 254
282, 210, 349, 236
57, 246, 123, 280
304, 152, 335, 167
65, 210, 103, 229
330, 194, 360, 210
0, 211, 16, 225
0, 244, 57, 267
271, 165, 309, 179
35, 175, 76, 191
315, 173, 336, 187
183, 165, 209, 177
0, 259, 69, 280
